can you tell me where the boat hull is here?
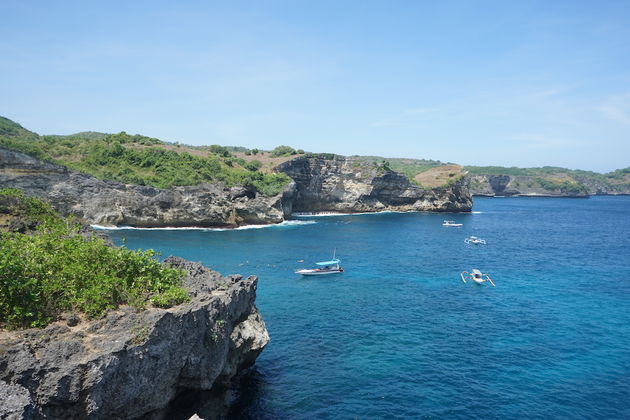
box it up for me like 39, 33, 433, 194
296, 269, 344, 276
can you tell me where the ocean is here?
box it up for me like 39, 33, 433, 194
105, 196, 630, 419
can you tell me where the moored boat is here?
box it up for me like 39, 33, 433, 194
295, 259, 344, 276
464, 236, 486, 245
443, 220, 463, 227
460, 269, 495, 286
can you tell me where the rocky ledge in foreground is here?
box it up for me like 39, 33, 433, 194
0, 257, 269, 420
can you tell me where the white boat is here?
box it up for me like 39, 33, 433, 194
464, 236, 486, 245
443, 220, 463, 227
460, 269, 495, 286
295, 258, 344, 276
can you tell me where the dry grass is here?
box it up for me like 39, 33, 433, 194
233, 152, 303, 173
123, 143, 302, 174
414, 165, 464, 188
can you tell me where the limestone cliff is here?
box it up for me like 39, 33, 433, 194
468, 174, 591, 197
277, 155, 472, 212
1, 148, 472, 228
0, 147, 295, 228
0, 257, 269, 420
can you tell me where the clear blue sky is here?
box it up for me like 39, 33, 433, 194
1, 1, 629, 172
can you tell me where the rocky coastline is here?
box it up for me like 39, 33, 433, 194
1, 148, 472, 229
468, 174, 630, 197
0, 147, 295, 228
0, 257, 268, 420
277, 155, 472, 213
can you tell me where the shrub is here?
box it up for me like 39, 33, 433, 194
248, 173, 291, 196
270, 145, 296, 157
244, 160, 262, 171
0, 193, 188, 329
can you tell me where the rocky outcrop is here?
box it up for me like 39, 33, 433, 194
1, 147, 471, 228
277, 155, 472, 212
0, 257, 269, 420
0, 147, 295, 228
468, 174, 591, 197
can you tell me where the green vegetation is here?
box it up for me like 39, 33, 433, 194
304, 152, 339, 160
535, 178, 589, 195
352, 156, 444, 180
0, 189, 188, 330
464, 165, 628, 184
0, 188, 58, 221
0, 117, 291, 197
244, 160, 262, 171
270, 145, 298, 157
465, 165, 630, 194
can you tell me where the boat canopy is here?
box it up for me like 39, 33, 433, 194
316, 259, 340, 266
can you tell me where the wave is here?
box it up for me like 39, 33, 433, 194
90, 220, 317, 232
292, 210, 410, 218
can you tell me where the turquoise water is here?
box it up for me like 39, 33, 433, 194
106, 197, 630, 419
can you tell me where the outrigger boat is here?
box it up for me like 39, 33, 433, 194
295, 251, 344, 276
464, 236, 486, 245
460, 269, 495, 286
443, 220, 463, 227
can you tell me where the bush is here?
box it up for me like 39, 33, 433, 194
270, 145, 296, 157
0, 193, 188, 329
151, 286, 190, 308
535, 178, 589, 194
247, 173, 291, 196
244, 160, 262, 171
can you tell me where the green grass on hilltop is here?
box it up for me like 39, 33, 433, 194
0, 117, 291, 196
351, 156, 445, 180
0, 189, 188, 330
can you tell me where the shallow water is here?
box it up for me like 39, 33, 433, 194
107, 196, 630, 419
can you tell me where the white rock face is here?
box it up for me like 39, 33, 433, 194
277, 155, 472, 212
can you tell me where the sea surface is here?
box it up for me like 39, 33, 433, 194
105, 196, 630, 419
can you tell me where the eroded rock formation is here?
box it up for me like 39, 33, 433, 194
0, 148, 295, 227
0, 257, 269, 420
468, 174, 591, 197
1, 148, 472, 229
277, 155, 472, 212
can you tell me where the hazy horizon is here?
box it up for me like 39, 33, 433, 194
2, 1, 629, 172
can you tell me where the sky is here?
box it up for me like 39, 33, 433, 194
1, 1, 629, 172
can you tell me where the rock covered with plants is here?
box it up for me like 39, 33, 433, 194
0, 147, 295, 228
0, 192, 269, 419
0, 188, 188, 330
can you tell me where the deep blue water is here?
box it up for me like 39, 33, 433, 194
105, 196, 630, 419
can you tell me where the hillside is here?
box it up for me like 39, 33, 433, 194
352, 154, 629, 195
0, 116, 291, 197
350, 155, 450, 185
466, 165, 630, 196
2, 116, 627, 196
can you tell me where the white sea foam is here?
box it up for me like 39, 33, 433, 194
292, 210, 409, 218
90, 220, 316, 232
471, 211, 483, 214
